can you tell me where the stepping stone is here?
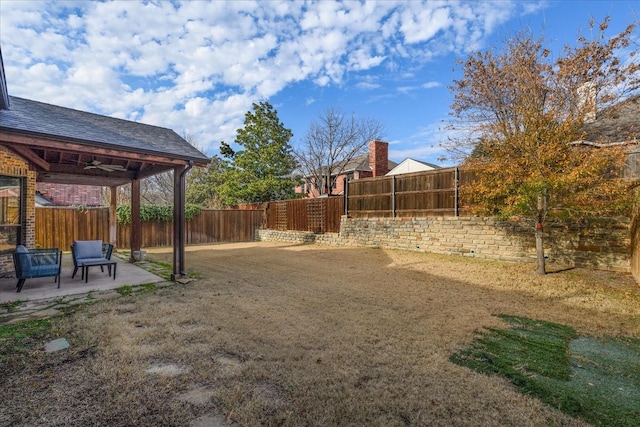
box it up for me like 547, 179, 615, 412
189, 413, 234, 427
217, 354, 241, 368
146, 363, 188, 376
45, 338, 70, 353
177, 387, 215, 405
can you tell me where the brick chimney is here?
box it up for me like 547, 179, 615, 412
369, 140, 389, 177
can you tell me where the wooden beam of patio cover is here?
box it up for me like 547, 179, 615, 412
1, 133, 199, 166
5, 145, 51, 170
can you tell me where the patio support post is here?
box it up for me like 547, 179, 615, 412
130, 178, 141, 263
171, 163, 191, 280
109, 186, 117, 249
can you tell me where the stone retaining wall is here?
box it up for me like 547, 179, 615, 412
257, 216, 630, 272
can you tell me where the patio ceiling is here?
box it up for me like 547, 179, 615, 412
3, 135, 193, 187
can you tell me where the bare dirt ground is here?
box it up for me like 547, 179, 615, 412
1, 242, 638, 426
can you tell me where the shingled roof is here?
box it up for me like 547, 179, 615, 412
1, 96, 208, 163
581, 94, 640, 144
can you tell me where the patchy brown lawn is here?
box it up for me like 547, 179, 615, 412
1, 242, 638, 426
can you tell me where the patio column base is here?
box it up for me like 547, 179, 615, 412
171, 273, 187, 281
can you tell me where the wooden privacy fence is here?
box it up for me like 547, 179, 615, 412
36, 168, 472, 244
346, 167, 471, 218
117, 209, 263, 247
264, 168, 471, 233
264, 197, 344, 233
36, 207, 263, 249
36, 207, 110, 250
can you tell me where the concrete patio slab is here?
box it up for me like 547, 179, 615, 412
0, 254, 164, 303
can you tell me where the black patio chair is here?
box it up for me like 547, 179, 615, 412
71, 241, 114, 279
13, 245, 62, 292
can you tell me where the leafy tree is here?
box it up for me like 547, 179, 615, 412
445, 18, 639, 274
186, 156, 227, 208
294, 107, 385, 195
115, 132, 205, 206
217, 101, 299, 205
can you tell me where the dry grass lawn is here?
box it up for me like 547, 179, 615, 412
1, 242, 639, 426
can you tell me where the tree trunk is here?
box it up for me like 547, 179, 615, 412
535, 213, 546, 275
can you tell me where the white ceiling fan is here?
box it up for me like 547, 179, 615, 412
84, 159, 127, 172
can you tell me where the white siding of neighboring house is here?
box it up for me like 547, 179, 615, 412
386, 158, 438, 176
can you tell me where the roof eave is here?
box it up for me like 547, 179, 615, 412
0, 126, 209, 166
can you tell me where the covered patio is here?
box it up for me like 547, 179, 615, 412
0, 50, 209, 287
0, 253, 165, 303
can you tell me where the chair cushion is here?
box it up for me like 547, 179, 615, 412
15, 245, 32, 272
28, 264, 60, 278
74, 240, 103, 259
78, 257, 108, 265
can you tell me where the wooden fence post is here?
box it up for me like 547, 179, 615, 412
391, 175, 396, 218
343, 176, 348, 216
454, 167, 459, 217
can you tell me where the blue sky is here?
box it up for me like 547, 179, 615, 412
1, 1, 638, 166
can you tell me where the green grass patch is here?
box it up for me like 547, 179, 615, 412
113, 251, 200, 281
116, 283, 157, 297
116, 285, 133, 296
137, 282, 157, 294
0, 300, 25, 313
451, 315, 640, 427
0, 318, 52, 360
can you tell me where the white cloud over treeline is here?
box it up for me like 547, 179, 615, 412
1, 0, 528, 154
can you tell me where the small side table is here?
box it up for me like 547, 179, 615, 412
81, 260, 117, 283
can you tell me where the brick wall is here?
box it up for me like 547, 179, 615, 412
257, 215, 630, 272
37, 183, 103, 206
0, 146, 36, 276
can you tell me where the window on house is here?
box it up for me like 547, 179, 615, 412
0, 175, 23, 254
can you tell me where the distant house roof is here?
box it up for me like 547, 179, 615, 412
386, 158, 440, 176
580, 94, 640, 144
35, 191, 54, 207
1, 96, 208, 164
338, 153, 398, 175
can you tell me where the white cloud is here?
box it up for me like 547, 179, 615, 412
399, 5, 453, 44
422, 81, 441, 89
357, 82, 381, 90
0, 0, 524, 154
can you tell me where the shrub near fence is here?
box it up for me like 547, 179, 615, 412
36, 207, 263, 249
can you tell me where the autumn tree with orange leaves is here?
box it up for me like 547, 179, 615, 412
445, 18, 639, 274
